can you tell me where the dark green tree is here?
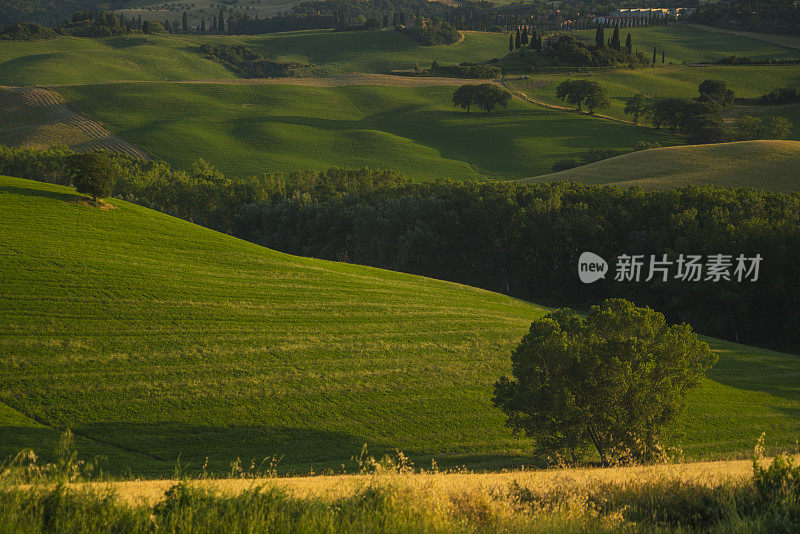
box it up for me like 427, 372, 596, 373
653, 46, 657, 64
218, 8, 225, 33
521, 26, 528, 46
509, 33, 514, 52
474, 83, 511, 113
610, 24, 620, 50
452, 85, 476, 112
182, 11, 188, 32
492, 299, 717, 465
70, 152, 114, 201
556, 80, 608, 113
624, 93, 649, 124
698, 79, 735, 108
514, 28, 520, 50
201, 17, 206, 34
595, 25, 605, 48
662, 49, 665, 64
625, 33, 632, 54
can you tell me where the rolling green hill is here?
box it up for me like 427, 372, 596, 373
1, 176, 799, 475
0, 30, 508, 86
508, 65, 800, 134
57, 82, 678, 179
573, 24, 799, 64
528, 140, 800, 190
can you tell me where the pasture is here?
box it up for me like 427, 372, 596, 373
0, 30, 508, 86
528, 140, 800, 191
572, 24, 800, 64
1, 176, 799, 477
57, 82, 678, 179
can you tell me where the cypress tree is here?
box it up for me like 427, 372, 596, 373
521, 26, 529, 46
509, 34, 514, 52
595, 25, 605, 48
393, 12, 398, 26
201, 18, 206, 34
653, 47, 657, 64
662, 49, 665, 63
218, 8, 225, 33
137, 14, 142, 30
515, 29, 521, 50
611, 24, 620, 50
625, 33, 632, 54
182, 11, 188, 32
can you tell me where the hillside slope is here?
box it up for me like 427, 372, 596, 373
1, 176, 798, 476
528, 140, 800, 191
0, 87, 149, 159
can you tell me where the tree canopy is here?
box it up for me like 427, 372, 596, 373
493, 299, 717, 465
452, 84, 511, 113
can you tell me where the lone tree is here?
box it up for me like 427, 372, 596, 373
698, 79, 735, 108
624, 93, 650, 124
556, 80, 608, 113
70, 152, 114, 202
493, 299, 717, 465
452, 84, 511, 114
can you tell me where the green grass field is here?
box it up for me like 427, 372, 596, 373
508, 65, 800, 133
573, 25, 800, 64
1, 176, 799, 476
57, 82, 677, 179
0, 30, 508, 86
528, 140, 800, 190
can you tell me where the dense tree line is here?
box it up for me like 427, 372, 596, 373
2, 145, 798, 349
0, 0, 135, 26
693, 1, 800, 36
199, 44, 304, 78
429, 61, 501, 79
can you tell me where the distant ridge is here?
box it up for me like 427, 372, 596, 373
527, 140, 800, 192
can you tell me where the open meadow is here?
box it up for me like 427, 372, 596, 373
528, 140, 800, 190
1, 176, 799, 478
54, 82, 677, 179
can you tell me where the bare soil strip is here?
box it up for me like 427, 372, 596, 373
0, 86, 150, 160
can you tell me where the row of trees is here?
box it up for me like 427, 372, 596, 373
622, 80, 792, 143
3, 145, 798, 348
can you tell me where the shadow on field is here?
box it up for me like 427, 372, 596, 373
105, 36, 151, 49
706, 340, 800, 408
0, 185, 76, 202
74, 423, 398, 476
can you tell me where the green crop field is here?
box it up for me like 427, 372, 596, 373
57, 82, 678, 179
1, 175, 799, 476
527, 140, 800, 190
572, 25, 800, 64
0, 30, 508, 86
